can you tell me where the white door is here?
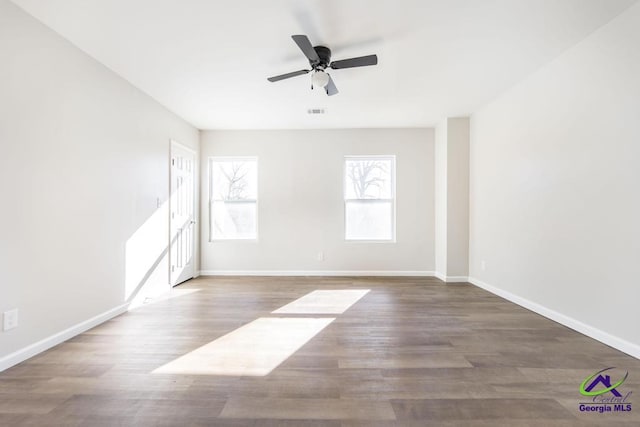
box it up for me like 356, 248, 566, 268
170, 141, 196, 286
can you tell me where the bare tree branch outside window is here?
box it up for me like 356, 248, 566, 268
347, 160, 389, 199
219, 162, 249, 200
211, 159, 257, 240
344, 156, 395, 240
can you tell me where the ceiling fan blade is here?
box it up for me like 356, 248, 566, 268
292, 35, 320, 63
267, 69, 310, 82
330, 54, 378, 69
326, 74, 338, 96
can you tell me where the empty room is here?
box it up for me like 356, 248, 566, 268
1, 0, 639, 425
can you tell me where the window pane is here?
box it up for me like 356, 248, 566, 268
345, 201, 393, 240
345, 159, 392, 200
210, 157, 258, 241
212, 160, 257, 201
212, 201, 257, 239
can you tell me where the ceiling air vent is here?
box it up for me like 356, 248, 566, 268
307, 108, 326, 115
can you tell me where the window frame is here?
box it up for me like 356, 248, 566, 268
208, 156, 259, 242
343, 155, 396, 243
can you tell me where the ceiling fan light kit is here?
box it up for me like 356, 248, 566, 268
311, 71, 330, 89
267, 34, 378, 96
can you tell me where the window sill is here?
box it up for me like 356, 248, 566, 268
344, 239, 396, 244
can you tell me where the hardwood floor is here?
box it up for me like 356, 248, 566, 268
1, 276, 639, 426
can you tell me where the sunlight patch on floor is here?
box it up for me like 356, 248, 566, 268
152, 317, 335, 376
130, 288, 201, 310
272, 289, 370, 314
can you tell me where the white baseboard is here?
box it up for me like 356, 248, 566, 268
199, 270, 436, 277
0, 303, 129, 372
468, 277, 640, 360
445, 275, 469, 283
434, 272, 469, 283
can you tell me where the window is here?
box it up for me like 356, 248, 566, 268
344, 156, 395, 241
209, 157, 257, 240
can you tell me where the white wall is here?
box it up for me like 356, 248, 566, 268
470, 2, 640, 354
0, 0, 199, 365
200, 129, 434, 274
435, 118, 470, 281
434, 121, 448, 277
446, 118, 470, 279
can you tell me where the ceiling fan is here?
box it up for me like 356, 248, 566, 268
267, 35, 378, 96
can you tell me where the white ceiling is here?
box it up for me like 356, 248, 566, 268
12, 0, 637, 129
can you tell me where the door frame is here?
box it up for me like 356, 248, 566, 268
169, 139, 197, 286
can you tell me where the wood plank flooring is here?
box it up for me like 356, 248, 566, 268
1, 276, 639, 426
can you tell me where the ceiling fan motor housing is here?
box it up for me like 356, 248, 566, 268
313, 46, 331, 69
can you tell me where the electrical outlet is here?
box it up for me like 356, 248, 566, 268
317, 251, 324, 261
3, 309, 18, 331
481, 260, 486, 271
